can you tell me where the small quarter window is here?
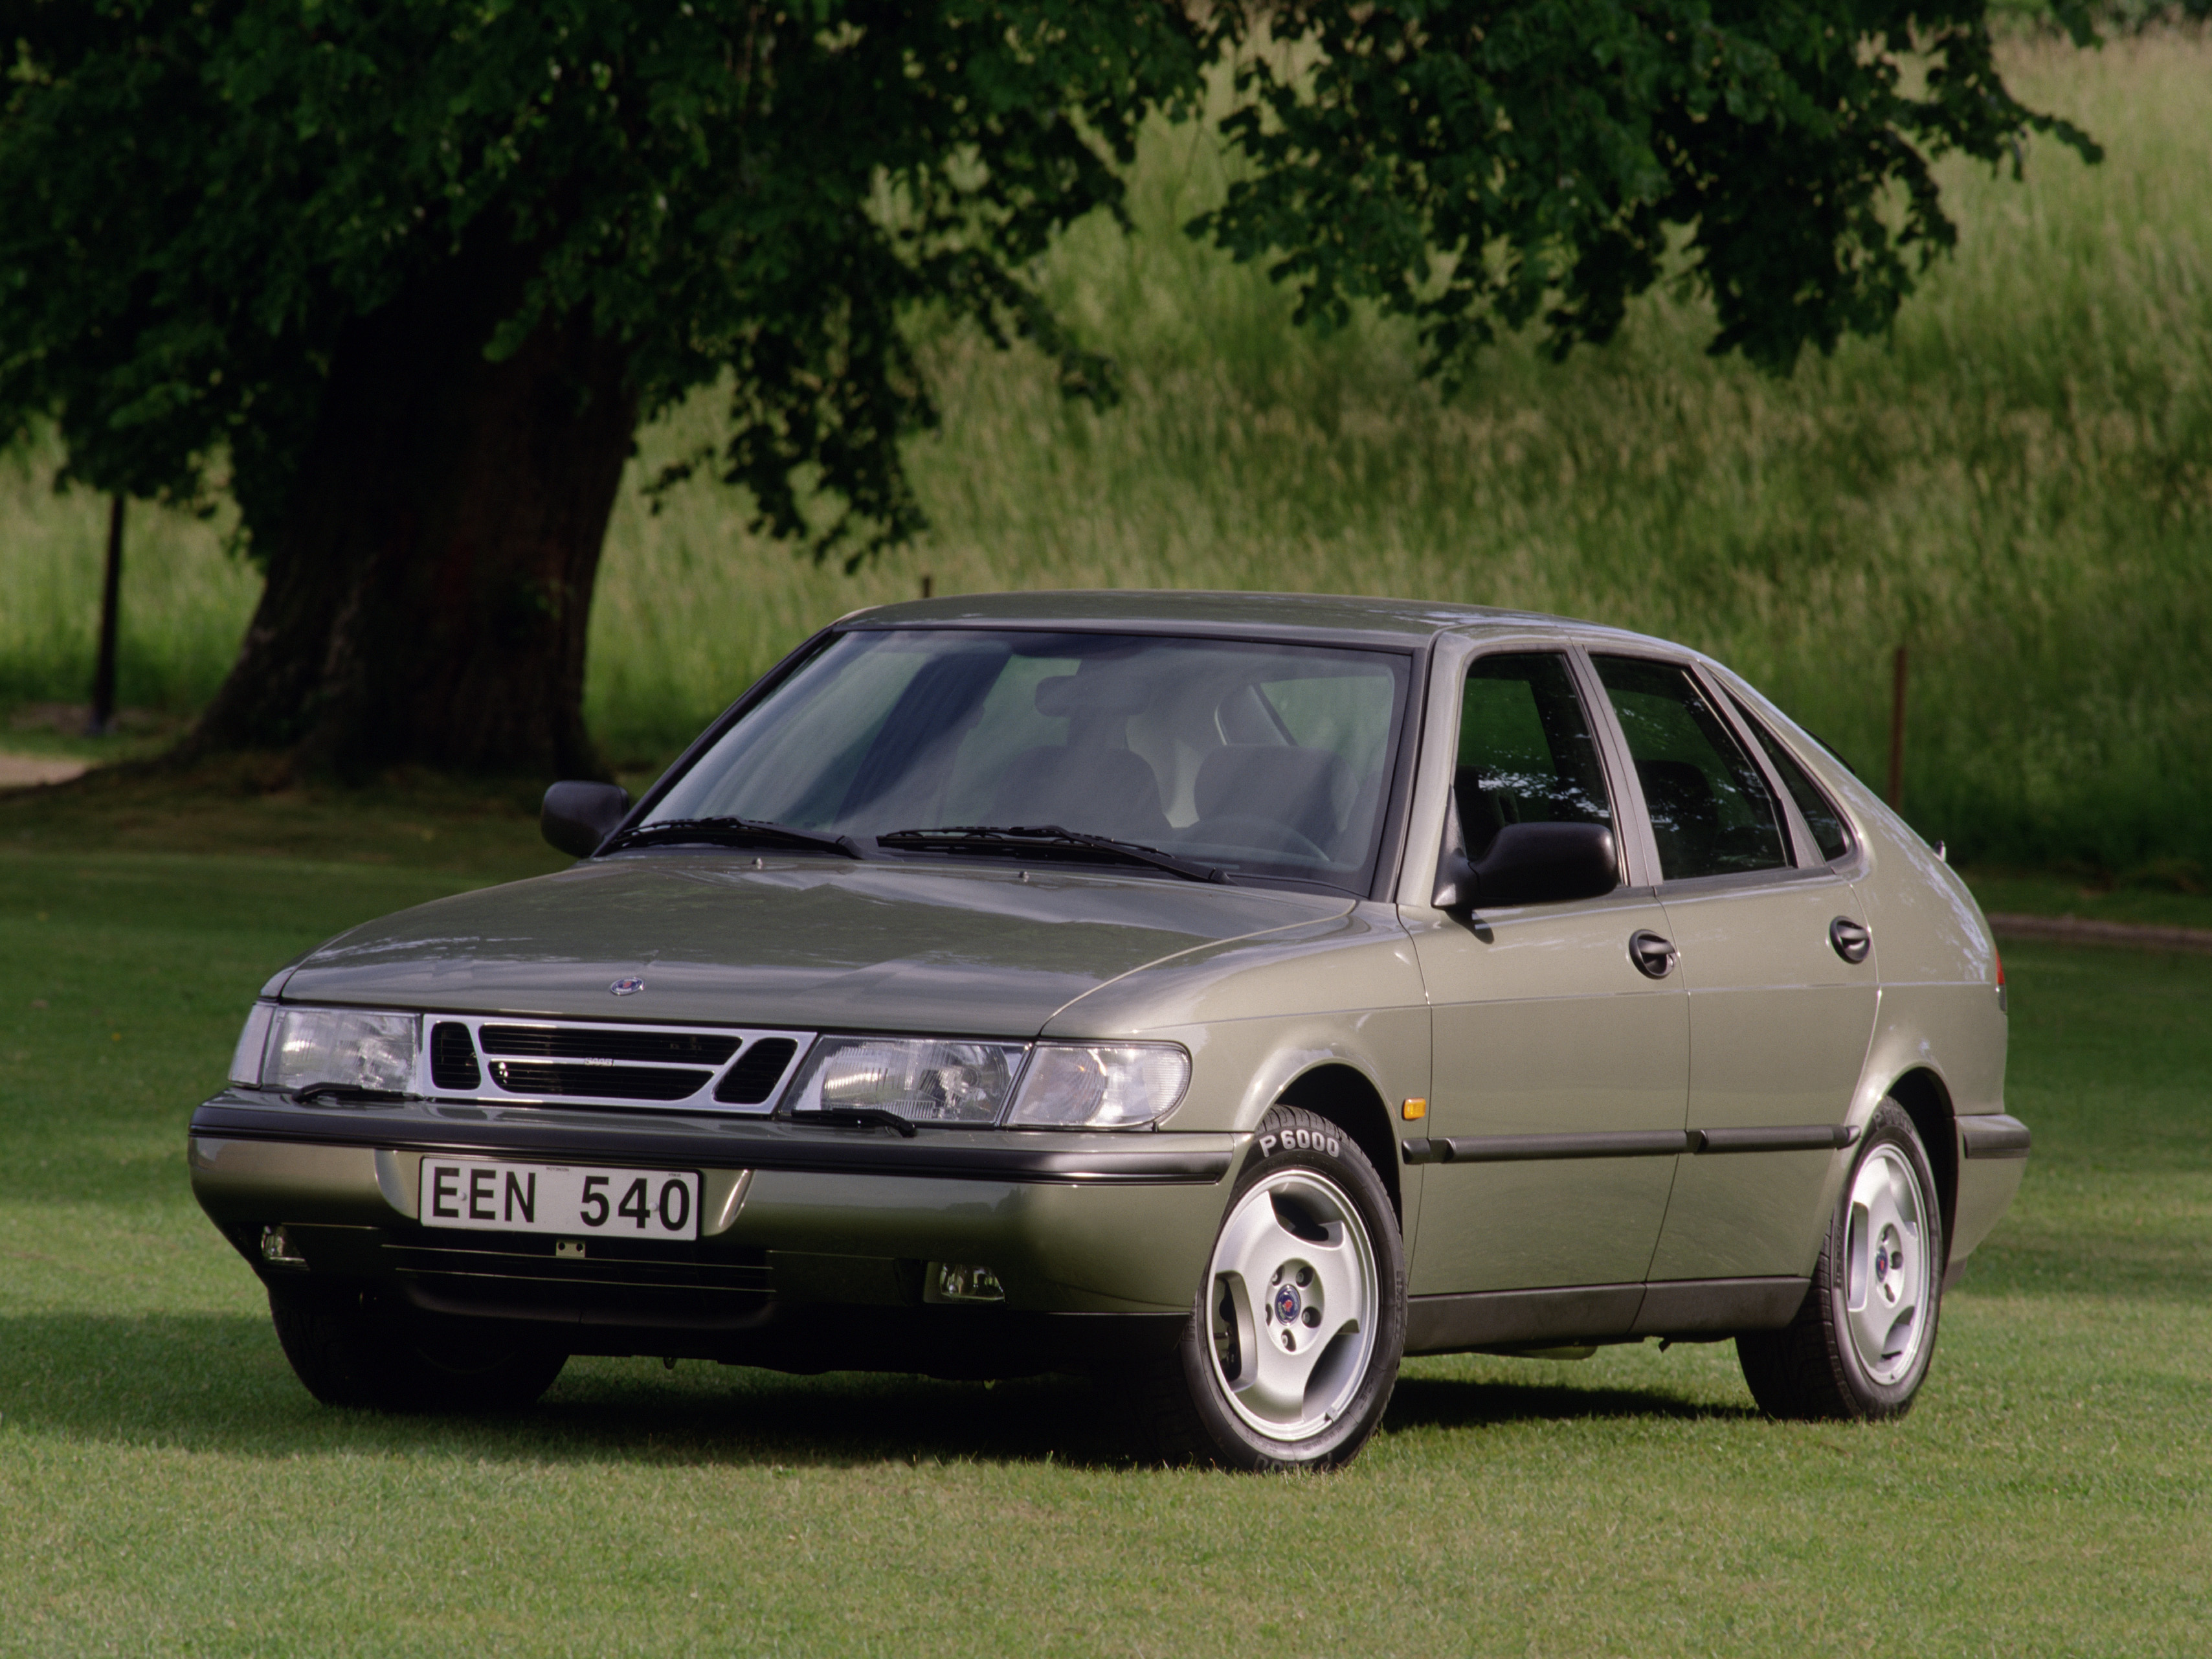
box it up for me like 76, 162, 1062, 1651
1730, 695, 1853, 864
1455, 654, 1614, 858
1591, 656, 1790, 881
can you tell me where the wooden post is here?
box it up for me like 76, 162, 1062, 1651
921, 572, 934, 600
1886, 643, 1908, 809
87, 493, 125, 737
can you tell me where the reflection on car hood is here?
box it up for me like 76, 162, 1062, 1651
276, 855, 1355, 1034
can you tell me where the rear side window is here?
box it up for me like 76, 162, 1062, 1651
1455, 653, 1614, 859
1730, 695, 1853, 863
1591, 656, 1790, 881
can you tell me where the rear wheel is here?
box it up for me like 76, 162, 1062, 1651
269, 1283, 567, 1413
1737, 1100, 1945, 1421
1120, 1105, 1404, 1469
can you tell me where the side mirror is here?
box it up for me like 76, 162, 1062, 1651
542, 781, 632, 858
1433, 821, 1618, 912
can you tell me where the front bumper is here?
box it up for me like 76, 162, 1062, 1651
189, 1090, 1238, 1373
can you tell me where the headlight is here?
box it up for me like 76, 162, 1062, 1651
785, 1036, 1025, 1125
260, 1006, 418, 1096
1006, 1043, 1190, 1130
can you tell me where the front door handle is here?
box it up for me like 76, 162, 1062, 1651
1629, 930, 1677, 980
1829, 917, 1872, 964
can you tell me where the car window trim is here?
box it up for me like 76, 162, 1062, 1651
1697, 663, 1874, 882
1564, 646, 1664, 892
1711, 681, 1862, 871
1577, 646, 1802, 890
631, 621, 1429, 905
1429, 638, 1654, 899
1682, 661, 1828, 870
615, 624, 847, 846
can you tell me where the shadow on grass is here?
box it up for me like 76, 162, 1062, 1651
0, 1311, 1737, 1468
1385, 1370, 1756, 1433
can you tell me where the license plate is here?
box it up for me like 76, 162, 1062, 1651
418, 1158, 700, 1241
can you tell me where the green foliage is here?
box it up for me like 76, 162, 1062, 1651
1201, 1, 2102, 380
2, 0, 2099, 569
0, 1, 1207, 561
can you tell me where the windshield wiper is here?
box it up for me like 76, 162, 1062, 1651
877, 824, 1227, 885
602, 817, 864, 859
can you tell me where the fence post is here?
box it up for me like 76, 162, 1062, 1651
87, 493, 125, 737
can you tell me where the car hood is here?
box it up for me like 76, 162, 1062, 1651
274, 854, 1355, 1035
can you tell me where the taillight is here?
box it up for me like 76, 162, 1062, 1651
1994, 949, 2005, 988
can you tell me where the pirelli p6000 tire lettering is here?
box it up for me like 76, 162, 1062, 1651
1121, 1105, 1405, 1470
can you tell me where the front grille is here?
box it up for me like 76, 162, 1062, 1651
418, 1017, 812, 1113
489, 1061, 713, 1101
716, 1037, 798, 1104
430, 1022, 482, 1090
480, 1024, 741, 1065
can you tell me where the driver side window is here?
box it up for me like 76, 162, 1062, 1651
1456, 654, 1615, 857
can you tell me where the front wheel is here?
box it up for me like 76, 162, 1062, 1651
1120, 1106, 1405, 1469
1737, 1099, 1946, 1421
269, 1283, 568, 1413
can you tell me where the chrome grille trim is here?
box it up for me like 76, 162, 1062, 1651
412, 1016, 813, 1115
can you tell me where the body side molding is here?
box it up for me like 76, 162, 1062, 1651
1402, 1125, 1854, 1165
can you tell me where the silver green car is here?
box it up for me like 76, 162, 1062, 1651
189, 592, 2028, 1469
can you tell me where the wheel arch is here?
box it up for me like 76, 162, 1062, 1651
1272, 1062, 1402, 1223
1882, 1066, 1958, 1256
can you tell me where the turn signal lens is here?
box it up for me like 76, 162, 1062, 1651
1006, 1043, 1190, 1130
229, 1001, 278, 1087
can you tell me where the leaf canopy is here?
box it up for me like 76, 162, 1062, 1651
0, 1, 2097, 560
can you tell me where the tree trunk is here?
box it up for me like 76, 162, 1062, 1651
193, 245, 635, 779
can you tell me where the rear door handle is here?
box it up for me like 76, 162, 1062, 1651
1629, 930, 1677, 980
1829, 917, 1872, 964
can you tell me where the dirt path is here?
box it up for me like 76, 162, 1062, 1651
0, 753, 89, 788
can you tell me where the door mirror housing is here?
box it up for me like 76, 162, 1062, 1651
1432, 821, 1618, 912
542, 781, 632, 858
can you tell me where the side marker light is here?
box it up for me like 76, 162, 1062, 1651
1401, 1098, 1427, 1122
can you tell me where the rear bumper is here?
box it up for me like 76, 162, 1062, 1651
190, 1092, 1238, 1370
1949, 1112, 2031, 1275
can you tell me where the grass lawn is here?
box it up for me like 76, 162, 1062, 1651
1, 813, 2207, 1656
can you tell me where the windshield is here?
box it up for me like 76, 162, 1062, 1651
642, 629, 1412, 892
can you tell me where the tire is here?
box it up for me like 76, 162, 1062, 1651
1119, 1105, 1405, 1470
269, 1283, 568, 1413
1737, 1099, 1946, 1421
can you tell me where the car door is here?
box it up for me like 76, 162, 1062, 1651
1406, 648, 1690, 1297
1587, 654, 1878, 1284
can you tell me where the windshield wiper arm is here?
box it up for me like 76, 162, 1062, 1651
603, 817, 864, 859
877, 825, 1227, 885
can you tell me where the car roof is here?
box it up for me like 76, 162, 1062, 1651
839, 589, 1683, 655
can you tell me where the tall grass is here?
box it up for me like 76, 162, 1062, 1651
0, 441, 250, 715
4, 32, 2207, 874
